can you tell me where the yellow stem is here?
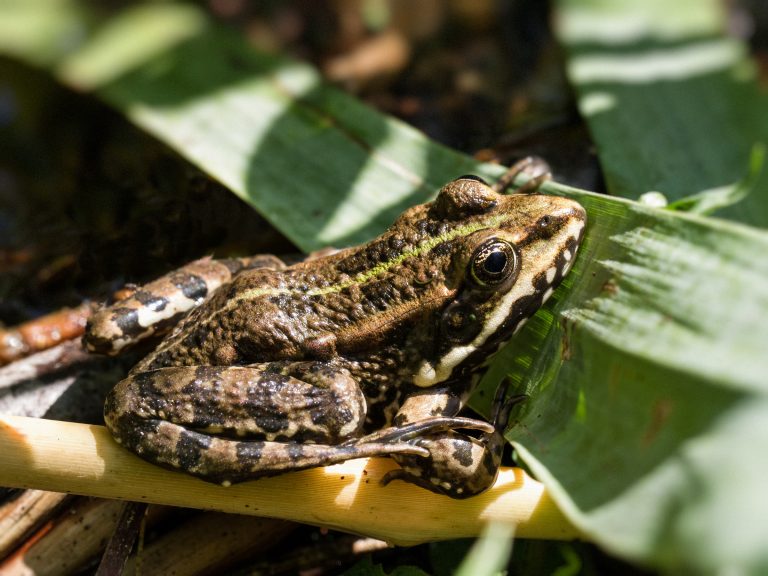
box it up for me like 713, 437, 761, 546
0, 414, 579, 545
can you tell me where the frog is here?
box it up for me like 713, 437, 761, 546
84, 158, 586, 498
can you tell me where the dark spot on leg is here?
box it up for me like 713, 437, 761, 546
236, 440, 264, 464
170, 272, 208, 302
287, 443, 304, 462
451, 439, 475, 467
133, 290, 169, 312
256, 415, 289, 434
175, 430, 211, 470
194, 365, 222, 383
113, 307, 141, 337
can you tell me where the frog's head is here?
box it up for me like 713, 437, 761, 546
411, 175, 586, 387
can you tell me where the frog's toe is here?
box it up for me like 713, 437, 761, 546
343, 416, 495, 447
380, 464, 483, 499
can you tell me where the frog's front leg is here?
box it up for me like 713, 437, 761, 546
105, 361, 428, 485
382, 384, 522, 498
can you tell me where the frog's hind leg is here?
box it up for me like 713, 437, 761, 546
104, 362, 428, 485
114, 420, 428, 486
84, 255, 284, 355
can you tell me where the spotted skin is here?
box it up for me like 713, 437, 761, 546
89, 164, 586, 497
84, 255, 284, 355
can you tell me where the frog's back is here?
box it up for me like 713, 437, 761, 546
137, 221, 454, 373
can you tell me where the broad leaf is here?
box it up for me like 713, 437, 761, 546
555, 0, 768, 227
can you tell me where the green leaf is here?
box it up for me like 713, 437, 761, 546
341, 557, 430, 576
454, 522, 515, 576
3, 2, 768, 574
0, 0, 87, 67
555, 0, 768, 227
16, 2, 487, 252
667, 144, 766, 215
429, 540, 473, 576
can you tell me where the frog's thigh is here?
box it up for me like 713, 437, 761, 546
388, 388, 504, 498
105, 363, 427, 484
107, 363, 367, 444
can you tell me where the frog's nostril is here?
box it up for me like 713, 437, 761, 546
553, 202, 586, 222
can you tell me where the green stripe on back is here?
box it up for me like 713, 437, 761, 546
231, 213, 506, 305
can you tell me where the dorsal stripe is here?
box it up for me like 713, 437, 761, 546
230, 212, 507, 305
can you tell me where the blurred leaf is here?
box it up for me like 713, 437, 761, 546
429, 540, 473, 576
667, 143, 765, 215
2, 1, 485, 252
554, 0, 768, 227
454, 522, 515, 576
340, 557, 429, 576
1, 2, 768, 574
0, 0, 86, 66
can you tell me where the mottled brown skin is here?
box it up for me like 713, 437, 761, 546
90, 170, 586, 497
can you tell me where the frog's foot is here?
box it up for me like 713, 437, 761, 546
383, 382, 527, 498
490, 381, 528, 434
341, 416, 495, 447
381, 431, 502, 498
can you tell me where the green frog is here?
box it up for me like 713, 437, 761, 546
84, 159, 586, 498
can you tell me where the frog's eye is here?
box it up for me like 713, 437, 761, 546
469, 238, 519, 288
441, 302, 482, 343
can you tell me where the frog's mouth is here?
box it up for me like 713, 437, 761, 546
412, 206, 585, 388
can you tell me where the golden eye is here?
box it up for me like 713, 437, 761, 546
469, 239, 519, 287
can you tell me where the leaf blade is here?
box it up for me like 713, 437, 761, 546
555, 0, 768, 227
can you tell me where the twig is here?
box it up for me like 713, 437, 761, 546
0, 497, 126, 575
121, 513, 295, 576
96, 502, 148, 576
0, 304, 91, 366
0, 415, 579, 545
0, 490, 71, 559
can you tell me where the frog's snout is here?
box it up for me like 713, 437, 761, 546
553, 198, 587, 244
